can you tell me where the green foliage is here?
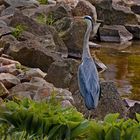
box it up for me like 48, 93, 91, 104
38, 0, 48, 4
36, 13, 55, 25
0, 99, 140, 140
46, 14, 55, 25
36, 13, 46, 24
12, 24, 26, 39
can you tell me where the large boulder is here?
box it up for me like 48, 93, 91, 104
125, 24, 140, 39
46, 3, 71, 23
4, 40, 62, 72
73, 82, 126, 119
99, 25, 133, 43
45, 58, 80, 88
91, 0, 139, 25
59, 18, 87, 58
72, 0, 97, 21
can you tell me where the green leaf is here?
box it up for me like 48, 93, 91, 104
48, 124, 63, 140
105, 126, 121, 140
71, 120, 91, 139
87, 121, 104, 140
104, 113, 120, 124
136, 113, 140, 123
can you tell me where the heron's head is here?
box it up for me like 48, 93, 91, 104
84, 15, 94, 30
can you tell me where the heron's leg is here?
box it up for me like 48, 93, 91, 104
99, 84, 103, 100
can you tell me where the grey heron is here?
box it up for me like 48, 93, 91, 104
77, 15, 100, 110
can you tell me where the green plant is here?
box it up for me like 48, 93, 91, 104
36, 13, 47, 24
38, 0, 48, 4
46, 14, 55, 25
12, 24, 26, 39
0, 96, 84, 139
0, 98, 140, 140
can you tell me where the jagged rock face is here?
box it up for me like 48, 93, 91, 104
99, 25, 133, 43
90, 0, 139, 25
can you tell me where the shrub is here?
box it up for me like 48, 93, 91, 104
0, 98, 140, 140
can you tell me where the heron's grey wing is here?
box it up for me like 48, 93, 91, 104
78, 57, 100, 109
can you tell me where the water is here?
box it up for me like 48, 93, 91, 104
95, 41, 140, 100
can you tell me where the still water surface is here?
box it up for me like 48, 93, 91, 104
95, 41, 140, 100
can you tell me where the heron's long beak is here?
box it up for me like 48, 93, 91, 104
96, 19, 104, 23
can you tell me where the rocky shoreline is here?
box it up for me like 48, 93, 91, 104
0, 0, 140, 119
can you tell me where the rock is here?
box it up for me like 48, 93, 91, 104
73, 82, 126, 119
0, 64, 21, 75
61, 18, 87, 58
8, 82, 39, 99
123, 98, 140, 107
61, 100, 72, 108
4, 40, 62, 72
0, 73, 20, 89
48, 0, 56, 4
56, 0, 78, 8
46, 3, 71, 23
1, 35, 18, 55
0, 0, 5, 5
72, 0, 97, 21
125, 24, 140, 39
4, 0, 39, 8
9, 11, 68, 57
53, 17, 72, 33
131, 4, 140, 15
0, 5, 5, 15
24, 68, 46, 79
35, 86, 74, 104
92, 0, 139, 25
1, 6, 16, 16
0, 56, 21, 65
8, 77, 74, 105
54, 15, 100, 58
0, 20, 7, 27
0, 26, 12, 38
128, 103, 140, 119
17, 68, 46, 82
45, 58, 80, 88
99, 25, 133, 43
0, 82, 9, 97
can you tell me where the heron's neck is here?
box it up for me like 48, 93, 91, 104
82, 24, 92, 60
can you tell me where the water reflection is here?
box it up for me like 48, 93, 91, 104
95, 41, 140, 100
